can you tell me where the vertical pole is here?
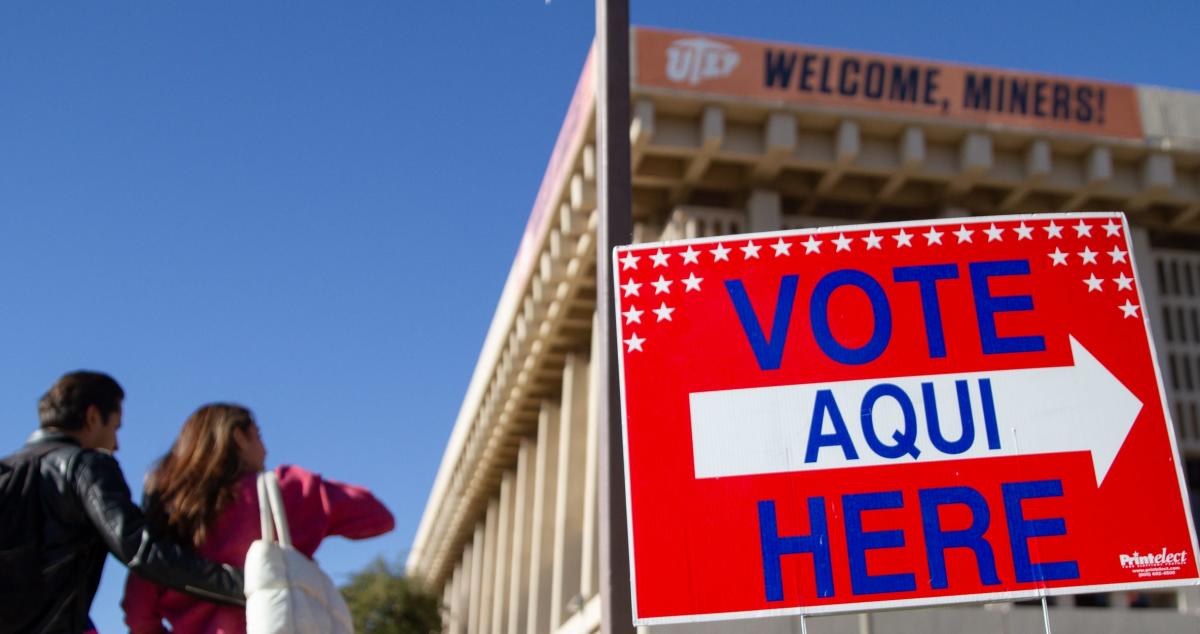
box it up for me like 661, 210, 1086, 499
595, 0, 634, 633
1040, 596, 1053, 634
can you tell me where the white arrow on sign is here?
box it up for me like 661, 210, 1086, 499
689, 336, 1142, 485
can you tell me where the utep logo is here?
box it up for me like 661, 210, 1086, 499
666, 38, 740, 86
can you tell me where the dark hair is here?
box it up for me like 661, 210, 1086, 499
145, 403, 257, 548
38, 371, 125, 431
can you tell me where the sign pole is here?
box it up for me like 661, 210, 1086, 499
595, 0, 634, 633
1041, 597, 1053, 634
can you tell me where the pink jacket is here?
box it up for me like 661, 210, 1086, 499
122, 465, 394, 634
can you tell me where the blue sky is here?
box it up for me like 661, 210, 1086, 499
1, 2, 1197, 632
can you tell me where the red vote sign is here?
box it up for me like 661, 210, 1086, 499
612, 213, 1199, 626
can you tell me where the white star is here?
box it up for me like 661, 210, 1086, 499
710, 243, 731, 262
1113, 273, 1134, 290
1083, 274, 1104, 292
682, 272, 703, 292
984, 224, 1005, 242
893, 229, 913, 247
624, 333, 645, 352
680, 246, 701, 265
1073, 220, 1093, 238
740, 241, 762, 259
1014, 223, 1034, 240
1108, 247, 1128, 263
652, 302, 675, 322
620, 280, 642, 296
862, 232, 883, 250
923, 227, 944, 245
619, 252, 640, 270
1078, 247, 1098, 265
1048, 248, 1069, 266
1102, 220, 1122, 237
770, 238, 792, 257
650, 249, 671, 267
802, 236, 822, 254
1043, 221, 1063, 239
651, 275, 673, 294
1119, 300, 1140, 319
833, 233, 853, 252
622, 306, 643, 324
953, 225, 975, 243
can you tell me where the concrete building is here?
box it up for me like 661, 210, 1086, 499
408, 27, 1200, 633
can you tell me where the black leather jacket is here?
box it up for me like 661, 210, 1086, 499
19, 430, 244, 634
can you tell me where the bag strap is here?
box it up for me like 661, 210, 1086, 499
255, 470, 293, 549
256, 473, 274, 544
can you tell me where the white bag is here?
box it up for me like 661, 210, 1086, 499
245, 471, 354, 634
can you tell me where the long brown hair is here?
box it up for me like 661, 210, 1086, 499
144, 403, 257, 548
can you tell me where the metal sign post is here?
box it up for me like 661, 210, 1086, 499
595, 0, 634, 633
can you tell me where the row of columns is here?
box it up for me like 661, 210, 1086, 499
444, 338, 602, 633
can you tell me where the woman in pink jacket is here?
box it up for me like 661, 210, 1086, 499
122, 403, 394, 634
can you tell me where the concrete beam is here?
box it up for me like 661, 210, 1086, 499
805, 120, 860, 214
630, 99, 655, 172
1064, 145, 1112, 209
1129, 152, 1177, 211
868, 126, 925, 217
1000, 139, 1051, 209
753, 111, 797, 181
948, 131, 993, 196
672, 106, 725, 204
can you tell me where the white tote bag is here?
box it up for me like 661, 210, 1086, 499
245, 470, 354, 634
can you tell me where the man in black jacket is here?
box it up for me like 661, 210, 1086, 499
7, 371, 245, 633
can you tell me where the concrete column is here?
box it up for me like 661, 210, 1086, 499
526, 401, 562, 634
507, 439, 536, 634
580, 321, 602, 600
468, 524, 484, 634
456, 560, 469, 634
551, 351, 592, 628
747, 189, 783, 232
490, 473, 515, 633
442, 569, 455, 634
455, 562, 470, 633
477, 499, 499, 634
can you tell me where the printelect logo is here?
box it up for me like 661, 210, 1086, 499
665, 38, 740, 86
1119, 548, 1188, 578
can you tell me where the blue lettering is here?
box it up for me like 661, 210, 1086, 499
806, 389, 859, 463
811, 269, 892, 365
725, 275, 799, 371
919, 486, 1001, 589
1001, 480, 1079, 583
893, 263, 959, 358
923, 380, 976, 455
844, 491, 916, 595
758, 498, 835, 601
969, 260, 1045, 355
764, 49, 796, 89
839, 58, 860, 96
861, 383, 920, 459
980, 378, 1000, 450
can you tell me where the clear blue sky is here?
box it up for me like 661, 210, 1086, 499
1, 2, 1197, 632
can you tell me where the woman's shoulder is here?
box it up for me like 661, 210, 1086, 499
273, 464, 330, 495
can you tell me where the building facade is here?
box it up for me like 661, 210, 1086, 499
408, 28, 1200, 633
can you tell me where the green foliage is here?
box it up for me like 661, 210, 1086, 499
341, 558, 443, 634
